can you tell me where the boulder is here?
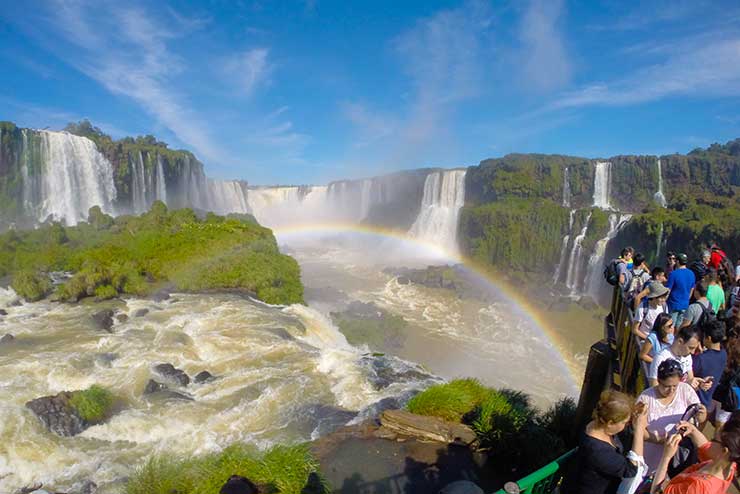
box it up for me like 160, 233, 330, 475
143, 379, 168, 394
25, 392, 87, 437
265, 327, 294, 340
193, 371, 215, 384
94, 353, 119, 367
150, 291, 170, 302
378, 409, 477, 446
115, 313, 129, 323
396, 276, 410, 285
71, 480, 97, 494
15, 483, 43, 494
0, 308, 8, 315
91, 309, 115, 332
153, 363, 190, 386
132, 308, 149, 318
0, 333, 15, 344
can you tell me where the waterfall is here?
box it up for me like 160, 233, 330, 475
565, 212, 592, 294
408, 170, 467, 255
155, 155, 167, 203
553, 209, 576, 284
359, 179, 373, 220
654, 159, 667, 208
22, 131, 117, 225
204, 180, 250, 215
593, 161, 612, 210
584, 214, 632, 295
131, 152, 148, 214
655, 221, 664, 262
562, 167, 571, 208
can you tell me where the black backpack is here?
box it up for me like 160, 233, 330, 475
604, 259, 621, 286
697, 300, 717, 327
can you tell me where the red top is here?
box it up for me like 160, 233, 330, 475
709, 250, 727, 270
664, 442, 736, 494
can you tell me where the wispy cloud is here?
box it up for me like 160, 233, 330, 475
518, 0, 571, 92
550, 38, 740, 109
224, 48, 271, 96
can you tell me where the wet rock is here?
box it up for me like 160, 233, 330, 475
15, 483, 43, 494
95, 353, 119, 367
91, 309, 115, 332
115, 313, 128, 323
396, 276, 410, 285
0, 333, 15, 344
71, 480, 97, 494
0, 308, 8, 316
143, 379, 168, 395
300, 472, 323, 494
153, 363, 190, 386
379, 409, 477, 445
361, 355, 431, 390
194, 371, 215, 384
303, 404, 359, 437
132, 308, 149, 318
25, 392, 87, 436
265, 327, 294, 340
150, 291, 170, 302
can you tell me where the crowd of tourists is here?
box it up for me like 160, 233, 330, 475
572, 244, 740, 493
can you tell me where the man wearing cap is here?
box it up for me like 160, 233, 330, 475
665, 253, 695, 327
709, 243, 728, 271
632, 282, 670, 339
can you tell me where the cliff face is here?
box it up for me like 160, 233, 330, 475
459, 141, 740, 295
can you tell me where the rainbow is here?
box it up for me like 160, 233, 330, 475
272, 222, 583, 389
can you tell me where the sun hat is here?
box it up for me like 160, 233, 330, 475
646, 281, 670, 299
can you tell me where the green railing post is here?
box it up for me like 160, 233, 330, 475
492, 449, 577, 494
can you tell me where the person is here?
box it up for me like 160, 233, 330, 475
633, 267, 668, 309
219, 475, 259, 494
706, 271, 726, 314
666, 253, 696, 328
628, 253, 651, 299
633, 282, 670, 340
736, 257, 740, 283
618, 247, 635, 292
680, 281, 714, 329
648, 325, 702, 387
692, 320, 727, 415
638, 359, 707, 473
712, 336, 740, 428
640, 313, 675, 364
666, 252, 677, 278
651, 412, 739, 493
689, 251, 711, 284
652, 267, 668, 285
728, 278, 740, 320
570, 390, 647, 494
709, 244, 729, 271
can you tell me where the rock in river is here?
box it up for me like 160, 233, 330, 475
91, 309, 115, 332
26, 392, 88, 437
194, 371, 216, 384
0, 333, 15, 344
153, 363, 190, 386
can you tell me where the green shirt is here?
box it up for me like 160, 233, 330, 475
707, 284, 725, 311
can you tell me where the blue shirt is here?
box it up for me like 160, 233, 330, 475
666, 268, 696, 311
693, 348, 727, 407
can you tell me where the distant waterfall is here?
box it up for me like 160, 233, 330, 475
553, 209, 575, 284
584, 214, 632, 295
565, 212, 592, 294
593, 161, 612, 210
408, 170, 467, 255
654, 159, 667, 208
562, 167, 571, 208
156, 155, 167, 203
205, 180, 250, 215
20, 130, 117, 225
655, 221, 664, 262
131, 152, 148, 214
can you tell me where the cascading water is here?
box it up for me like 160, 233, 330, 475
584, 214, 632, 295
204, 180, 250, 215
562, 167, 571, 208
407, 170, 467, 255
655, 221, 664, 262
565, 212, 592, 294
654, 158, 667, 208
553, 210, 575, 284
593, 161, 612, 210
131, 152, 148, 214
20, 131, 117, 225
156, 155, 167, 203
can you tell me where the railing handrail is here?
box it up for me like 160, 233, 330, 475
492, 448, 577, 494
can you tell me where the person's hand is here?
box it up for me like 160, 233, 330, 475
662, 433, 682, 459
649, 429, 666, 444
700, 379, 713, 391
632, 402, 648, 429
676, 420, 697, 437
691, 377, 704, 390
697, 404, 708, 422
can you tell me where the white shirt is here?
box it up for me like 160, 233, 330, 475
648, 347, 692, 381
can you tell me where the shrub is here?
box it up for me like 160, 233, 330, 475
406, 378, 490, 422
69, 385, 114, 423
125, 443, 326, 494
537, 396, 578, 449
94, 284, 118, 300
11, 270, 52, 302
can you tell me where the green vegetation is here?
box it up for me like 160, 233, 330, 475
10, 269, 52, 301
406, 378, 491, 422
0, 203, 304, 305
406, 379, 577, 472
125, 443, 326, 494
69, 385, 114, 423
458, 198, 570, 273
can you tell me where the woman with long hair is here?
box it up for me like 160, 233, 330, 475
640, 313, 675, 364
712, 336, 740, 428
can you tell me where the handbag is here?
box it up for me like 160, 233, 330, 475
617, 451, 649, 494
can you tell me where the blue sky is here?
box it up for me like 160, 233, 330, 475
2, 0, 740, 184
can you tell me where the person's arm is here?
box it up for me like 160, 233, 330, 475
640, 340, 654, 363
631, 404, 647, 458
676, 420, 708, 449
651, 433, 682, 493
632, 319, 648, 340
634, 286, 649, 310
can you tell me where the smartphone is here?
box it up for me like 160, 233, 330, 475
670, 403, 700, 435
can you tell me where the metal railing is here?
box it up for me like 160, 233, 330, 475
492, 449, 577, 494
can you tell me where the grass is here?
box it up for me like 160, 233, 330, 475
405, 378, 491, 422
0, 202, 304, 305
68, 385, 114, 423
125, 443, 326, 494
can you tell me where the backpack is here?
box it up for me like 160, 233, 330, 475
718, 251, 735, 285
604, 259, 621, 286
697, 300, 717, 327
721, 369, 740, 412
689, 260, 709, 282
628, 269, 647, 295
